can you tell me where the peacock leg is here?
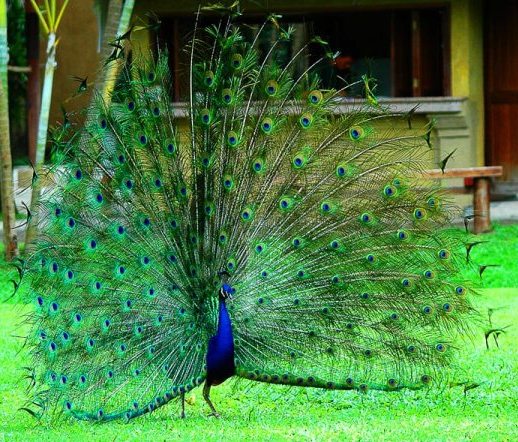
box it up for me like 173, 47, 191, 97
203, 382, 220, 418
180, 392, 186, 419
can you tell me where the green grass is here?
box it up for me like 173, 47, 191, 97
1, 290, 516, 441
459, 224, 518, 288
0, 225, 517, 441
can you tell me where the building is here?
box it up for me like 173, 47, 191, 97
27, 0, 517, 202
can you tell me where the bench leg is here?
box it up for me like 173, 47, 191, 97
473, 177, 491, 234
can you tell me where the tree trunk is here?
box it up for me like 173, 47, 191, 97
24, 32, 57, 247
99, 0, 135, 100
0, 0, 19, 260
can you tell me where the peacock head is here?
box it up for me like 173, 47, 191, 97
218, 271, 234, 301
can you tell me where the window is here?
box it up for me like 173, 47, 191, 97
158, 7, 450, 101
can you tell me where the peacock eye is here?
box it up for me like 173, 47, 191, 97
435, 343, 446, 352
413, 208, 426, 220
397, 230, 408, 240
227, 130, 239, 147
427, 197, 438, 208
308, 90, 323, 105
221, 88, 233, 104
204, 70, 214, 86
360, 213, 372, 223
299, 113, 313, 128
253, 160, 264, 172
231, 53, 243, 69
349, 126, 364, 140
265, 80, 279, 97
200, 109, 211, 125
384, 185, 396, 197
261, 118, 273, 134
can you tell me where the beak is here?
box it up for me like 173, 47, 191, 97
227, 292, 233, 301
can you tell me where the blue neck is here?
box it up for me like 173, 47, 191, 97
206, 298, 235, 384
216, 299, 233, 342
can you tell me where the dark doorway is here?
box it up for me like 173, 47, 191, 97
485, 0, 518, 182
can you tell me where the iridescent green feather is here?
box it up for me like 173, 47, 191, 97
22, 14, 476, 422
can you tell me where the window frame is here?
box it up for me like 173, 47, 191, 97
158, 4, 451, 101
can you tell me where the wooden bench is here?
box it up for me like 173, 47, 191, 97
423, 166, 503, 234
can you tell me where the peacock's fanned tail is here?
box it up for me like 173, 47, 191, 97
23, 14, 475, 421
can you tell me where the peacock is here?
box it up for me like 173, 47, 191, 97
20, 11, 477, 422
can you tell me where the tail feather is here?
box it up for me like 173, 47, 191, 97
22, 13, 476, 421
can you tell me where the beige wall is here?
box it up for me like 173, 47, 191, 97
45, 0, 485, 174
46, 0, 99, 125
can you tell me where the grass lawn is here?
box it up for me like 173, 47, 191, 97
0, 225, 517, 441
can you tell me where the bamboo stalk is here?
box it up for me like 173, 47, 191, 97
100, 0, 135, 101
25, 32, 56, 247
44, 0, 52, 26
54, 0, 69, 30
26, 0, 69, 247
34, 33, 56, 166
29, 0, 49, 33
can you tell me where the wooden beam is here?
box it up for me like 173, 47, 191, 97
423, 166, 503, 179
474, 177, 491, 233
